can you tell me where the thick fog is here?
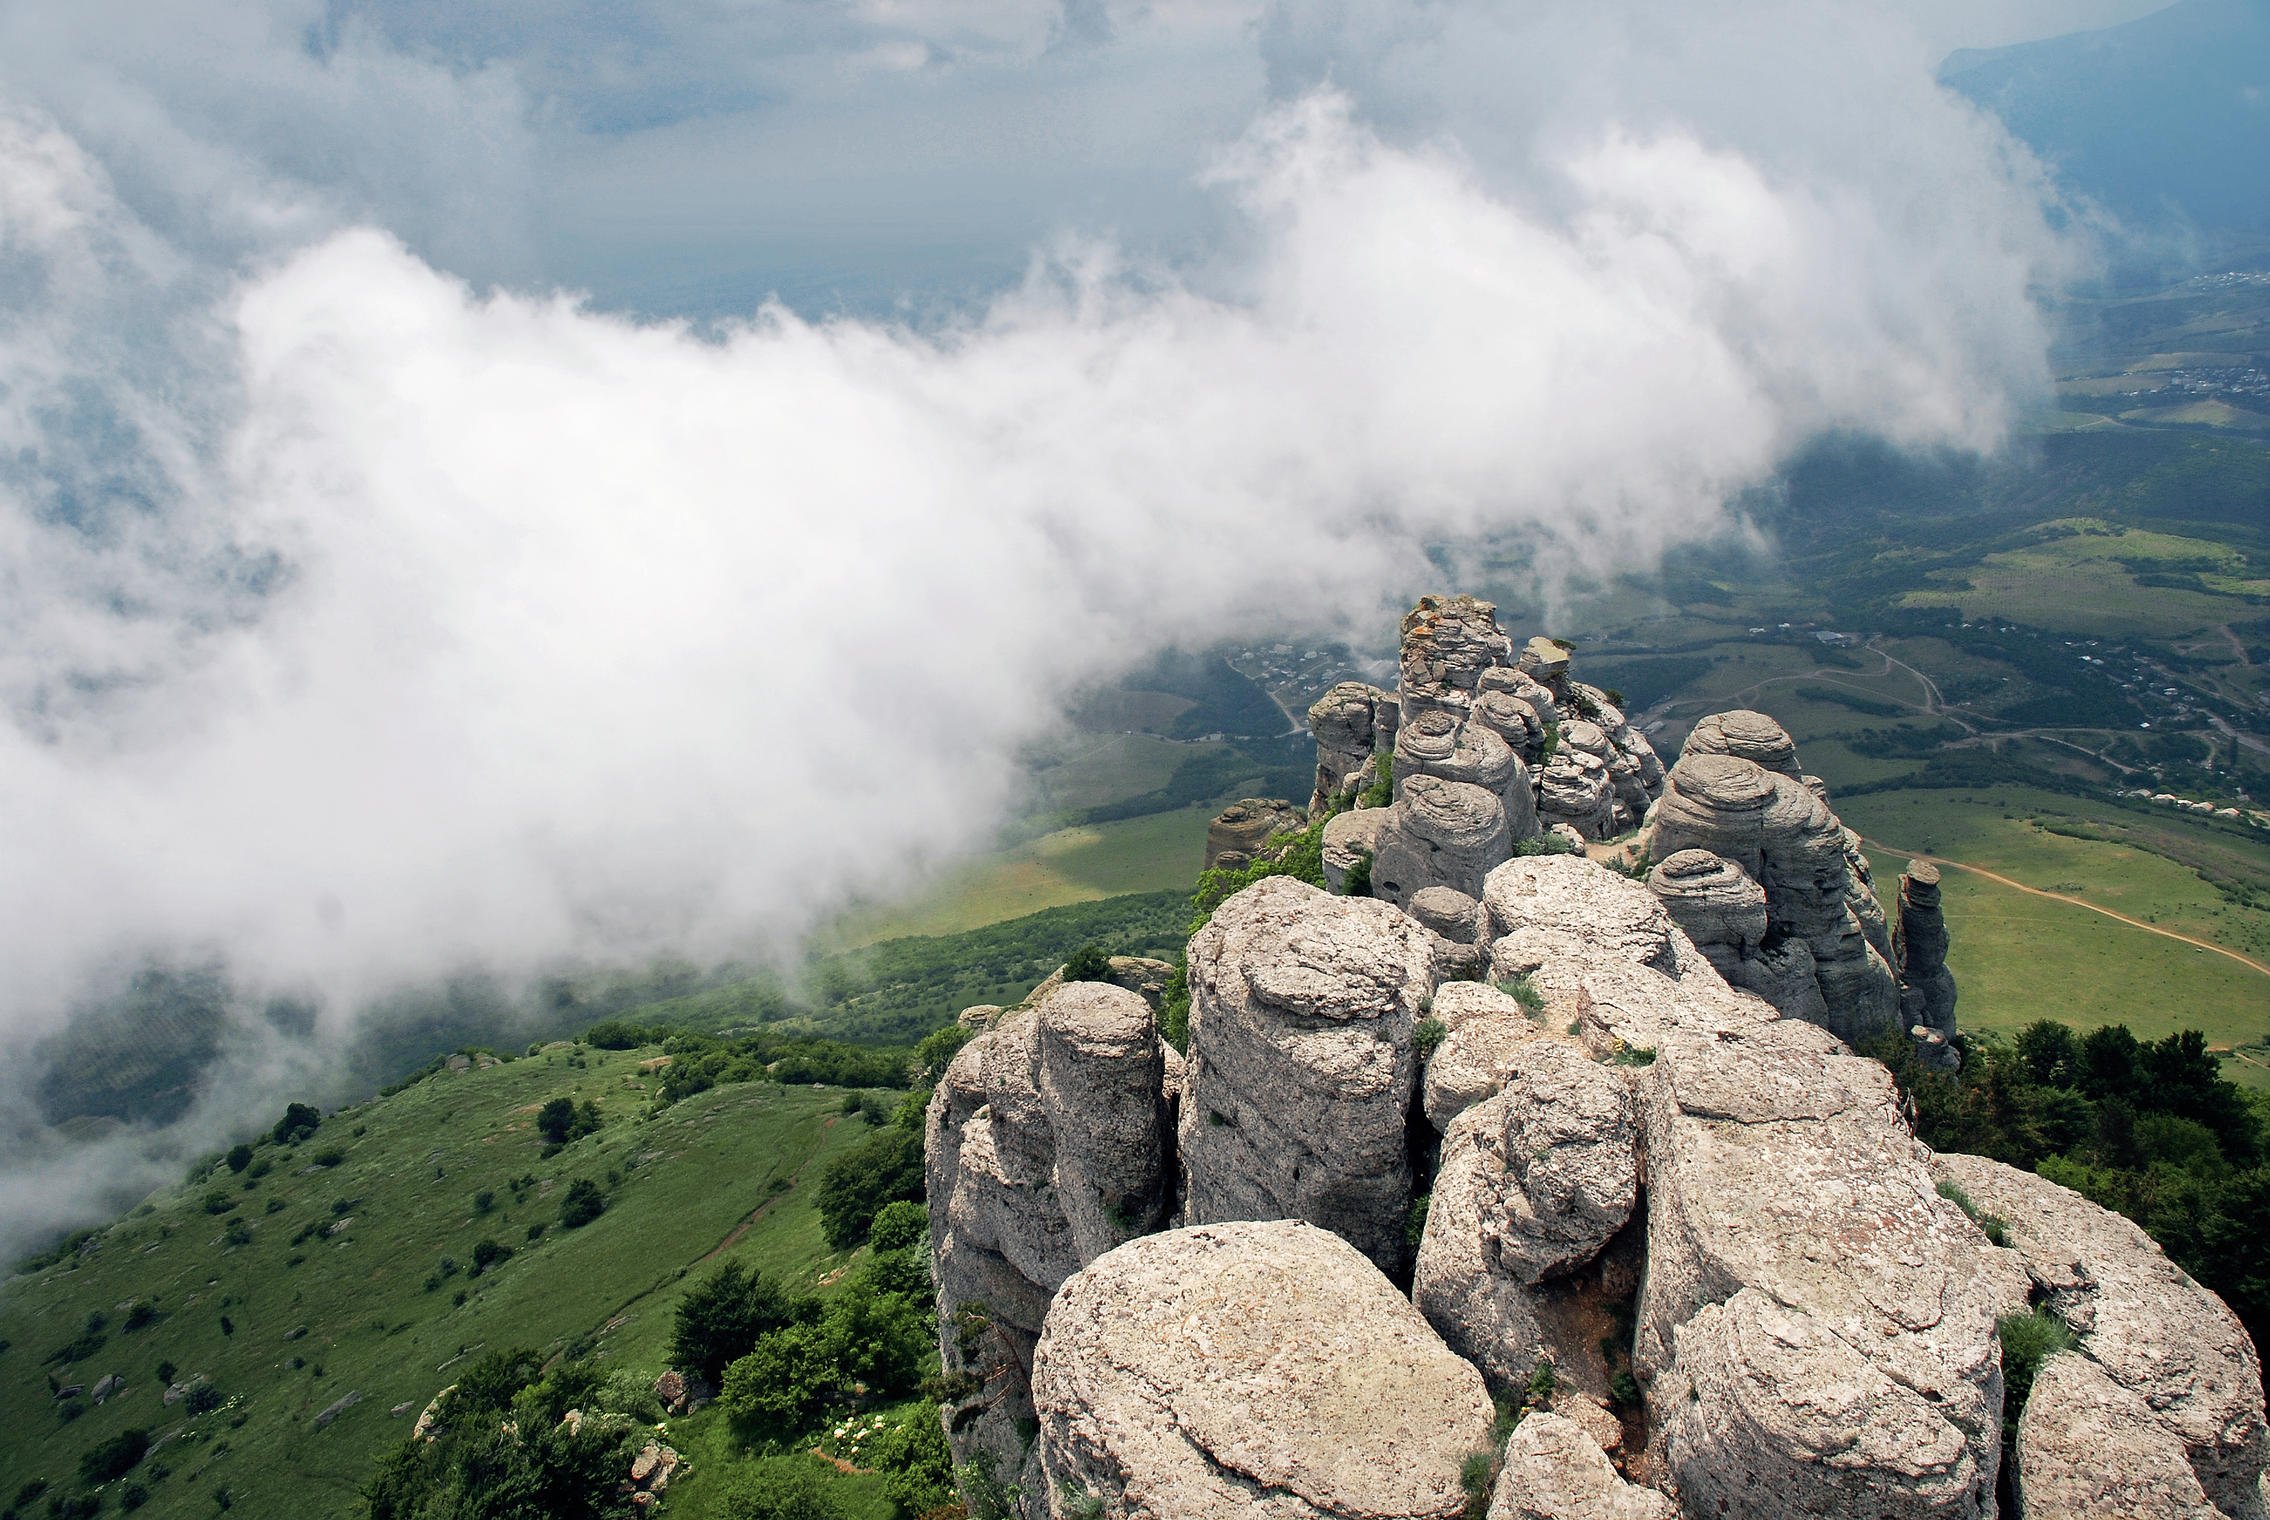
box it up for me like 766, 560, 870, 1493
0, 0, 2097, 1252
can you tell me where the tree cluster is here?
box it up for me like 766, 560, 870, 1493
1880, 1020, 2270, 1378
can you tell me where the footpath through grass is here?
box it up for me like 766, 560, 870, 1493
0, 1048, 884, 1520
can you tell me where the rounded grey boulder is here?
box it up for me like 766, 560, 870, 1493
1032, 1220, 1494, 1520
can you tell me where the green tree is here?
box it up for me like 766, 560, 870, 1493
871, 1405, 956, 1517
556, 1180, 606, 1230
1060, 944, 1112, 983
816, 1125, 923, 1249
671, 1261, 793, 1385
224, 1144, 254, 1174
271, 1103, 321, 1145
868, 1201, 928, 1255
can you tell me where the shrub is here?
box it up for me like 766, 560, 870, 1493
310, 1147, 346, 1169
816, 1125, 923, 1249
1359, 756, 1394, 810
536, 1098, 602, 1149
472, 1190, 495, 1214
1340, 850, 1373, 897
717, 1455, 849, 1520
870, 1403, 956, 1516
270, 1103, 321, 1145
120, 1484, 149, 1511
868, 1200, 928, 1255
1496, 976, 1545, 1016
186, 1383, 223, 1415
80, 1427, 151, 1484
1060, 944, 1113, 983
1997, 1308, 2075, 1413
224, 1145, 254, 1174
582, 1019, 651, 1050
1413, 1019, 1448, 1059
201, 1191, 234, 1216
469, 1239, 513, 1274
557, 1181, 606, 1230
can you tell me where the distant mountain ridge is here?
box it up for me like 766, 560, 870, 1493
1942, 0, 2270, 243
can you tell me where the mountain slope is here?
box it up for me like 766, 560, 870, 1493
1942, 0, 2270, 239
0, 1048, 890, 1520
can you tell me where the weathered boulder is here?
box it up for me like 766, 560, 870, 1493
1396, 708, 1540, 840
1638, 1021, 2007, 1520
1204, 797, 1304, 872
1401, 595, 1516, 716
1421, 1013, 1544, 1132
1032, 1221, 1494, 1520
1308, 682, 1393, 814
1478, 665, 1561, 732
1104, 955, 1175, 1011
1488, 1413, 1675, 1520
1179, 876, 1436, 1273
1536, 750, 1616, 840
1518, 635, 1572, 694
1655, 1288, 1992, 1520
1932, 1152, 2270, 1515
2016, 1352, 2227, 1520
1642, 744, 1901, 1043
1321, 805, 1389, 893
1413, 1041, 1639, 1388
1895, 861, 1958, 1039
1645, 849, 1766, 978
1370, 775, 1513, 910
1039, 983, 1172, 1262
1408, 887, 1485, 949
1680, 708, 1802, 776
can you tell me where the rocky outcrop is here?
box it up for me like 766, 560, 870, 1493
1640, 722, 1902, 1046
1325, 595, 1663, 848
1396, 707, 1540, 840
2016, 1353, 2227, 1520
1032, 1220, 1494, 1520
1179, 876, 1436, 1274
924, 599, 2263, 1520
1932, 1152, 2269, 1517
1204, 797, 1304, 872
1308, 681, 1396, 814
1321, 805, 1389, 893
1402, 595, 1518, 717
927, 981, 1176, 1504
1369, 775, 1512, 910
1412, 1039, 1639, 1389
1488, 1414, 1676, 1520
1895, 861, 1957, 1039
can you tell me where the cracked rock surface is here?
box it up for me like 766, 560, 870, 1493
1032, 1220, 1492, 1520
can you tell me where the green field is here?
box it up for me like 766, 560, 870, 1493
1901, 519, 2270, 638
826, 803, 1212, 946
1844, 789, 2270, 1079
0, 1051, 889, 1520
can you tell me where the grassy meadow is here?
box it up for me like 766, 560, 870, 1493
0, 1049, 891, 1520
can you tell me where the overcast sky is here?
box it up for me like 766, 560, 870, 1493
0, 0, 2163, 1246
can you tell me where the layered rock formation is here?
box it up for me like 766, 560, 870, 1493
926, 981, 1175, 1495
1303, 595, 1669, 914
928, 844, 2269, 1520
1640, 709, 1948, 1055
1897, 861, 1958, 1044
925, 601, 2256, 1520
1202, 796, 1304, 872
1178, 876, 1435, 1274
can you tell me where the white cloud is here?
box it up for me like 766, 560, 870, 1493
0, 1, 2083, 1249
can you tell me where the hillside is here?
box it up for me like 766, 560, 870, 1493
1942, 0, 2270, 241
0, 1046, 899, 1520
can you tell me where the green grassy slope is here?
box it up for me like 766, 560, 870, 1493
0, 1049, 888, 1520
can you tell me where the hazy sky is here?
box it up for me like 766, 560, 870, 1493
0, 0, 2140, 1245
